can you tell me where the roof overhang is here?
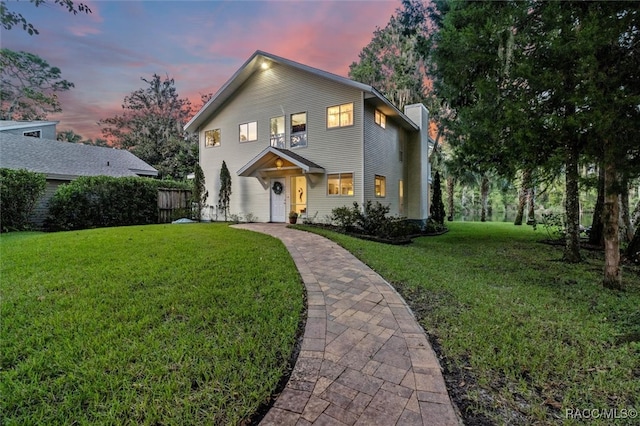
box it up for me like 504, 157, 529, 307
237, 147, 324, 178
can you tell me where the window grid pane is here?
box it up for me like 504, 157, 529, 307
291, 112, 307, 148
375, 175, 386, 197
340, 103, 353, 126
239, 121, 257, 142
205, 129, 220, 147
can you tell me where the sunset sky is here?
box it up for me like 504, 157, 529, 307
3, 0, 401, 141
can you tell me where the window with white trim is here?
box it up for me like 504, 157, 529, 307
374, 109, 386, 128
327, 173, 354, 196
327, 103, 353, 128
270, 116, 285, 148
239, 121, 257, 142
205, 129, 220, 147
290, 112, 307, 148
375, 175, 386, 197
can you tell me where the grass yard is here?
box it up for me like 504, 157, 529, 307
0, 224, 304, 425
299, 222, 640, 425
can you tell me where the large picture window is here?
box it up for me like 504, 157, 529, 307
327, 103, 353, 128
375, 175, 386, 197
290, 112, 307, 148
270, 116, 285, 148
327, 172, 354, 196
205, 129, 221, 147
239, 121, 257, 142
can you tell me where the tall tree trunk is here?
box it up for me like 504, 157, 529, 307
589, 164, 605, 246
564, 144, 582, 263
480, 175, 489, 222
526, 187, 536, 225
514, 169, 531, 225
602, 153, 622, 289
447, 176, 455, 221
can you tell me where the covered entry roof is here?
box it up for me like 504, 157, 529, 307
237, 146, 324, 177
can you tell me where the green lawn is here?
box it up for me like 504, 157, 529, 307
299, 222, 639, 425
0, 224, 304, 425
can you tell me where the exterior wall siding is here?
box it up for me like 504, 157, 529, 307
3, 123, 57, 139
363, 102, 406, 217
199, 63, 364, 222
31, 179, 67, 227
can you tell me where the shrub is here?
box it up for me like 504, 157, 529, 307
0, 168, 46, 232
430, 171, 446, 226
356, 201, 391, 236
45, 176, 189, 231
331, 204, 358, 231
330, 201, 417, 240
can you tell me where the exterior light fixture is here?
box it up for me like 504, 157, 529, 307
275, 158, 283, 169
261, 61, 269, 70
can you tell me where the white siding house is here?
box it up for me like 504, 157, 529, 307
185, 51, 432, 225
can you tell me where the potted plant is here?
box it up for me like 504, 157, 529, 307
288, 211, 298, 224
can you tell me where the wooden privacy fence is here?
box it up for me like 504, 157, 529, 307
157, 188, 192, 223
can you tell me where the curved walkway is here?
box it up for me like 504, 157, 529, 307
233, 224, 461, 426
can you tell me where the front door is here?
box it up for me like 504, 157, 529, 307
270, 178, 286, 222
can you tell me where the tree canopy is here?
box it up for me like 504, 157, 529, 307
99, 74, 198, 180
1, 0, 91, 35
0, 49, 74, 120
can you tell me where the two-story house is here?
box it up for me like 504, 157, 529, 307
185, 50, 432, 225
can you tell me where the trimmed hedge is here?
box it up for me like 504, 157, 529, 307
45, 176, 190, 231
0, 168, 46, 232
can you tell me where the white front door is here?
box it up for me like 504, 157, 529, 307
270, 178, 286, 222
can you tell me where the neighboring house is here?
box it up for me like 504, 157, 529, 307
0, 120, 59, 139
185, 50, 433, 224
0, 133, 158, 226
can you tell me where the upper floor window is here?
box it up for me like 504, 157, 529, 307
375, 175, 386, 197
205, 129, 221, 147
290, 112, 307, 148
239, 121, 257, 142
327, 172, 354, 196
374, 109, 386, 129
327, 103, 353, 128
270, 116, 285, 148
23, 130, 41, 138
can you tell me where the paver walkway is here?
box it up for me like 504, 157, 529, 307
233, 224, 461, 426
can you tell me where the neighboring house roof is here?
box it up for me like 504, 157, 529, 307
0, 133, 158, 180
184, 50, 419, 133
0, 120, 59, 132
238, 146, 325, 177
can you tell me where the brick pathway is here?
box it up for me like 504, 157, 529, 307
233, 224, 461, 426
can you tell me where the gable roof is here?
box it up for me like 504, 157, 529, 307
184, 50, 419, 133
0, 133, 158, 180
237, 146, 325, 177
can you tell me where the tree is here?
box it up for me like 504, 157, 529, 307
430, 171, 445, 225
218, 161, 231, 221
1, 0, 91, 35
57, 129, 109, 147
0, 49, 74, 120
99, 74, 198, 179
349, 0, 430, 111
192, 163, 208, 222
430, 0, 640, 284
